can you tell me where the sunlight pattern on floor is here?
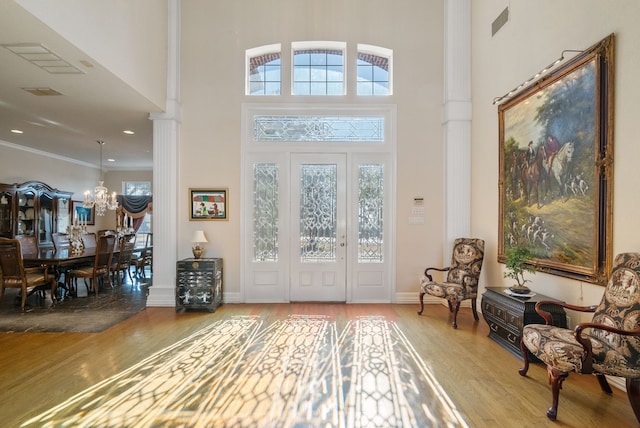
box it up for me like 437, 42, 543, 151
21, 315, 467, 427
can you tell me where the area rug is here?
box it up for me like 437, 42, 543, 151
21, 315, 468, 427
0, 284, 148, 333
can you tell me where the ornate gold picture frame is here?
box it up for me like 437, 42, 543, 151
498, 34, 614, 285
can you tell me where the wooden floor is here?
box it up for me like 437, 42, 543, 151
1, 302, 638, 427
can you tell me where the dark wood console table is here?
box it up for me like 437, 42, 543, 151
481, 287, 567, 360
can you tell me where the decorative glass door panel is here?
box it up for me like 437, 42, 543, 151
39, 193, 54, 246
299, 164, 337, 262
290, 154, 346, 301
57, 198, 70, 233
17, 190, 35, 236
0, 192, 12, 238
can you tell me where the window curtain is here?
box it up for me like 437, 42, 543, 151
116, 195, 152, 234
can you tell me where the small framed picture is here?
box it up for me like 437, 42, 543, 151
189, 188, 228, 221
72, 200, 95, 225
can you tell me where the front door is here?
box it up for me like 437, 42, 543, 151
290, 154, 347, 301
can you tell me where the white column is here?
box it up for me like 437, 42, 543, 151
443, 0, 471, 257
147, 0, 180, 306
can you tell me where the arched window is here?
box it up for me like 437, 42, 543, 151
292, 41, 346, 95
246, 44, 281, 95
245, 42, 392, 96
357, 44, 392, 96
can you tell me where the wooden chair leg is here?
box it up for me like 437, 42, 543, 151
451, 300, 460, 329
518, 339, 530, 376
471, 298, 479, 321
417, 291, 425, 315
546, 365, 569, 421
49, 278, 56, 308
20, 285, 27, 312
596, 374, 613, 394
626, 378, 640, 423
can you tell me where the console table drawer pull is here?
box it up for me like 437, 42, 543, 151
507, 333, 519, 344
490, 323, 499, 332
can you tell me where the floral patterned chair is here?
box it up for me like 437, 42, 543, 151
418, 238, 485, 328
519, 252, 640, 422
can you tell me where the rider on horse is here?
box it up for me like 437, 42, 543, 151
545, 135, 561, 167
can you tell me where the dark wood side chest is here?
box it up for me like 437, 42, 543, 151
481, 287, 567, 359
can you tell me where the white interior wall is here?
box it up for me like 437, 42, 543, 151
4, 1, 639, 308
17, 0, 168, 109
180, 0, 446, 299
471, 1, 640, 325
0, 143, 152, 232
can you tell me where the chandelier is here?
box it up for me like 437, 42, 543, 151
84, 140, 118, 216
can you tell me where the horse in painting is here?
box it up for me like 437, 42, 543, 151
545, 141, 575, 201
521, 145, 548, 207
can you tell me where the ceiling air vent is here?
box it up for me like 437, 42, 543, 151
1, 43, 84, 74
492, 7, 509, 36
22, 87, 63, 96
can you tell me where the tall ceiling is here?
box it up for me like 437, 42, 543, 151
0, 3, 162, 170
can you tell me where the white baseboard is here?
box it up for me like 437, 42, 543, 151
146, 287, 175, 307
606, 376, 626, 391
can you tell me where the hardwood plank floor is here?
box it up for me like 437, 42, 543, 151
1, 303, 637, 427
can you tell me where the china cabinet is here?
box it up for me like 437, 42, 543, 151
0, 181, 73, 248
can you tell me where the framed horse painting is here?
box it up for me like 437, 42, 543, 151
497, 34, 614, 285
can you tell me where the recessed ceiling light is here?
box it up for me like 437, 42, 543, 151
10, 129, 23, 134
123, 130, 135, 135
107, 158, 115, 162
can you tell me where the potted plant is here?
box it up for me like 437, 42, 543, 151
503, 246, 536, 294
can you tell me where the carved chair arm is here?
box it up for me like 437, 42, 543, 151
24, 265, 51, 280
534, 300, 598, 325
574, 322, 640, 374
424, 267, 450, 282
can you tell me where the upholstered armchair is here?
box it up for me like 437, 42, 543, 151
418, 238, 485, 328
519, 252, 640, 422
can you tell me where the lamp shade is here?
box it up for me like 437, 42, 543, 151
192, 230, 208, 244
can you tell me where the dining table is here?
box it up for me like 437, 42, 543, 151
23, 246, 119, 299
23, 247, 102, 268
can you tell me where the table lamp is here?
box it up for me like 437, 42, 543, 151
191, 230, 208, 259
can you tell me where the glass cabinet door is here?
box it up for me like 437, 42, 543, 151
39, 193, 54, 246
0, 192, 12, 238
56, 197, 70, 233
17, 190, 36, 236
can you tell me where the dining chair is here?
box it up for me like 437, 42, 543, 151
66, 234, 116, 297
0, 237, 56, 311
15, 234, 38, 255
82, 232, 98, 249
111, 236, 135, 286
51, 233, 70, 251
131, 233, 153, 278
14, 234, 48, 299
